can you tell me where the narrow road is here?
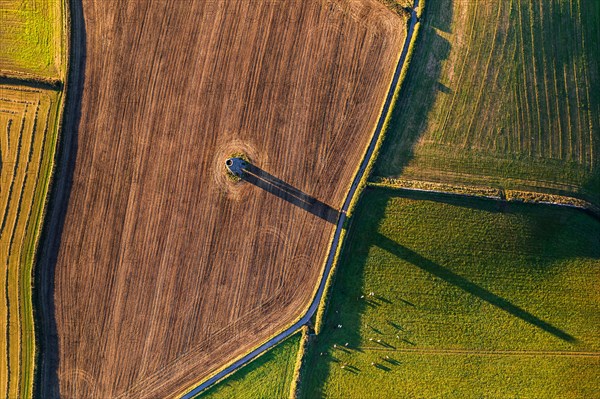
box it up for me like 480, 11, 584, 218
182, 2, 421, 397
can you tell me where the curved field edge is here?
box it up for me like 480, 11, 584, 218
0, 0, 69, 397
177, 6, 417, 399
194, 332, 302, 399
0, 83, 65, 397
315, 0, 424, 346
19, 0, 70, 397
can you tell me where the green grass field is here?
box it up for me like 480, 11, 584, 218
375, 0, 600, 202
197, 333, 301, 399
0, 0, 65, 78
299, 189, 599, 398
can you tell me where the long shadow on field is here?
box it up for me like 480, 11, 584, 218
374, 232, 577, 343
298, 187, 588, 397
0, 76, 63, 91
34, 0, 87, 397
380, 188, 600, 260
242, 163, 340, 224
373, 0, 451, 178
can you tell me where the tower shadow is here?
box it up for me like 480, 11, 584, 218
241, 163, 340, 224
374, 231, 577, 343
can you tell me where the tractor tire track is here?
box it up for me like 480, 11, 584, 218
181, 2, 422, 397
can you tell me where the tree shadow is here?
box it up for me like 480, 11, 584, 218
377, 187, 600, 261
241, 163, 340, 224
33, 0, 87, 397
0, 76, 63, 91
374, 232, 577, 343
374, 0, 452, 177
298, 187, 592, 397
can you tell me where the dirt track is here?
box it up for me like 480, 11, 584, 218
36, 0, 405, 398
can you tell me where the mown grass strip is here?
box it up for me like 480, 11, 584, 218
0, 85, 62, 399
0, 1, 67, 396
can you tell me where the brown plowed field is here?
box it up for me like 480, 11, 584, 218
40, 0, 405, 397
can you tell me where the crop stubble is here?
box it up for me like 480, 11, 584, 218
41, 0, 405, 398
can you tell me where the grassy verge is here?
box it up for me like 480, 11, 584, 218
288, 327, 309, 399
299, 189, 599, 398
195, 333, 302, 399
345, 2, 420, 217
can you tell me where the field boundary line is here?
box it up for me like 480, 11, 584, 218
369, 177, 600, 220
178, 2, 423, 398
0, 0, 69, 393
0, 73, 63, 91
288, 326, 309, 399
357, 347, 600, 357
32, 0, 72, 396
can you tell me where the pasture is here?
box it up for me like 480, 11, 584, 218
299, 189, 600, 398
375, 0, 600, 202
0, 0, 64, 79
35, 0, 408, 398
197, 333, 301, 399
0, 85, 62, 399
